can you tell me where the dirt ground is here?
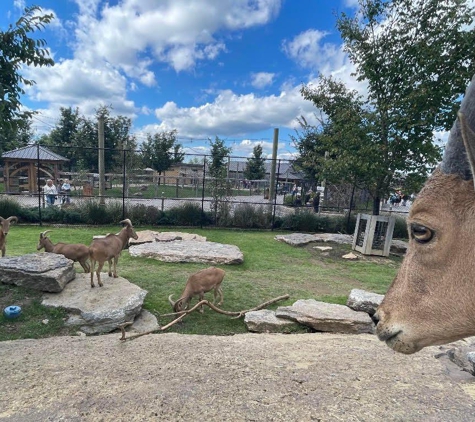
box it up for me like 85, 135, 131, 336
1, 332, 474, 421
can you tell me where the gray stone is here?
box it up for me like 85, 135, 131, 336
276, 232, 408, 255
128, 240, 243, 264
127, 309, 160, 334
390, 239, 408, 255
346, 288, 384, 316
129, 230, 207, 245
0, 253, 75, 292
276, 299, 374, 334
436, 337, 475, 376
42, 273, 147, 334
244, 309, 303, 333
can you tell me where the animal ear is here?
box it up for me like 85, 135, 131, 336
458, 111, 475, 189
440, 75, 475, 180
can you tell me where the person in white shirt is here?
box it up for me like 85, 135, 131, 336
43, 179, 58, 206
60, 179, 71, 204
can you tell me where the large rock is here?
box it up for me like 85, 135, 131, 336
129, 240, 244, 264
276, 232, 408, 255
42, 274, 147, 334
346, 288, 384, 316
244, 309, 303, 333
0, 253, 75, 292
129, 230, 207, 245
276, 299, 374, 334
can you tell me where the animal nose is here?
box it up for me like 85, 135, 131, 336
371, 312, 380, 326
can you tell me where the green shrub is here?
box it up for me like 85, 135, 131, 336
280, 209, 356, 234
232, 204, 273, 229
0, 197, 22, 218
80, 200, 122, 225
393, 215, 408, 239
170, 202, 209, 226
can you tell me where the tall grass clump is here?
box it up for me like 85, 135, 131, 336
170, 202, 210, 226
0, 197, 22, 217
80, 200, 123, 225
232, 204, 273, 229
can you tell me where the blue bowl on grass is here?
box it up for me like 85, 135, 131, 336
3, 305, 22, 319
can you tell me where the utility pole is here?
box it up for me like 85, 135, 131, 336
269, 128, 279, 201
98, 114, 106, 205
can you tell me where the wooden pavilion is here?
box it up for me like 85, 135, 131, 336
2, 145, 69, 194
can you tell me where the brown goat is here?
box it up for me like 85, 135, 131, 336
88, 219, 138, 287
168, 267, 225, 313
36, 230, 90, 273
0, 216, 18, 257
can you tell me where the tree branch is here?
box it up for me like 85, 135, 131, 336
119, 294, 289, 342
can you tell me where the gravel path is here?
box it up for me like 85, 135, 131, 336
1, 332, 474, 421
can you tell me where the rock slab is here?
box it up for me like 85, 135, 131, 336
0, 253, 75, 292
276, 299, 374, 334
129, 240, 244, 264
130, 230, 207, 245
244, 309, 303, 333
346, 288, 384, 316
42, 273, 147, 334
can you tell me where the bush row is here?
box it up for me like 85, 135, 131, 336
0, 197, 408, 238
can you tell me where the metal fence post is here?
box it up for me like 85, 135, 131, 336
201, 156, 206, 229
37, 143, 42, 226
122, 148, 126, 220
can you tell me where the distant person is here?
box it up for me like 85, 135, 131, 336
43, 179, 57, 207
60, 179, 72, 204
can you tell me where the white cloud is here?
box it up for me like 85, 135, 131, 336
13, 0, 25, 10
73, 0, 282, 79
23, 58, 136, 118
250, 72, 275, 89
152, 86, 316, 138
282, 29, 348, 73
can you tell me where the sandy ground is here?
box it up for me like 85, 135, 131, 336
0, 332, 474, 421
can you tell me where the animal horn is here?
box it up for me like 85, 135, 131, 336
40, 230, 52, 238
119, 219, 132, 226
0, 217, 4, 222
440, 74, 475, 180
6, 216, 18, 223
168, 294, 176, 308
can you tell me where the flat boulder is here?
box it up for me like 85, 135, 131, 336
129, 230, 207, 245
244, 309, 303, 333
42, 274, 147, 334
275, 233, 353, 246
276, 299, 374, 334
346, 288, 384, 316
0, 253, 75, 292
129, 240, 243, 265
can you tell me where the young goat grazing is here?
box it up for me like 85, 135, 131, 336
0, 216, 18, 257
374, 74, 475, 354
168, 267, 225, 313
89, 219, 138, 287
36, 230, 90, 273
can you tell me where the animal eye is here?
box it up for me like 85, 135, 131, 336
411, 223, 434, 243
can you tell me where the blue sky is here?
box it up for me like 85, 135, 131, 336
1, 0, 367, 159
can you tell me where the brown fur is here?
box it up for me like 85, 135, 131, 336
169, 267, 225, 313
88, 219, 138, 287
375, 169, 475, 353
37, 231, 90, 273
0, 216, 18, 257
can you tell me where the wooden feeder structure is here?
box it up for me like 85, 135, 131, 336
352, 213, 396, 257
2, 145, 69, 194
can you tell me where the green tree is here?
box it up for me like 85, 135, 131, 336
244, 144, 266, 182
140, 130, 184, 184
0, 5, 54, 131
298, 0, 475, 214
207, 137, 232, 225
0, 114, 33, 156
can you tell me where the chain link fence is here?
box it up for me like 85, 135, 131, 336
0, 144, 390, 228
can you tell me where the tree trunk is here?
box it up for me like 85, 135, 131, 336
372, 196, 380, 215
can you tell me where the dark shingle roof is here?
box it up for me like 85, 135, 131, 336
2, 145, 69, 162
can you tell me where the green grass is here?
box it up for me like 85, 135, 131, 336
0, 225, 402, 340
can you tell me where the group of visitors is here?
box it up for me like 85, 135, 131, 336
389, 190, 411, 207
43, 179, 72, 207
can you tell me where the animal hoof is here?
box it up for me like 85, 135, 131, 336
113, 275, 118, 278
